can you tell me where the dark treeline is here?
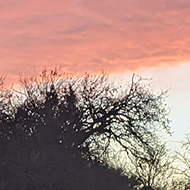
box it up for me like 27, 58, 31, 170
0, 69, 172, 190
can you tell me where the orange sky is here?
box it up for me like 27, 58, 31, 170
0, 0, 190, 142
1, 0, 190, 84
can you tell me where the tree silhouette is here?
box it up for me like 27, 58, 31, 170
123, 139, 174, 189
171, 134, 190, 190
0, 69, 171, 189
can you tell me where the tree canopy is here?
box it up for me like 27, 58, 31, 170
0, 69, 171, 189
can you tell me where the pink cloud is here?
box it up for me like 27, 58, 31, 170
0, 0, 190, 85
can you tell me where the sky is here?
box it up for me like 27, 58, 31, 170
0, 0, 190, 143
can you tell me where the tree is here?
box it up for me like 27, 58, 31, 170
0, 68, 171, 189
171, 134, 190, 190
124, 140, 174, 190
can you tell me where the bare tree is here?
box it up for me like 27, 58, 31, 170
0, 69, 172, 189
125, 140, 175, 190
171, 134, 190, 190
11, 70, 171, 155
76, 73, 171, 155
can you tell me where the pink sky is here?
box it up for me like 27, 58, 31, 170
1, 0, 190, 82
0, 0, 190, 142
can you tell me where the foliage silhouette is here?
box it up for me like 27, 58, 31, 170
0, 69, 171, 189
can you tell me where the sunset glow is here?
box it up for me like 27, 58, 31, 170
0, 0, 190, 142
